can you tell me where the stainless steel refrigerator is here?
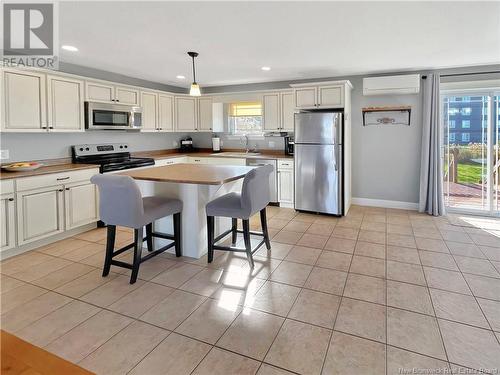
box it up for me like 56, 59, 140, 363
294, 111, 343, 215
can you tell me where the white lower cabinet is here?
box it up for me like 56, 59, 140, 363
155, 157, 188, 166
65, 182, 99, 230
16, 185, 65, 246
1, 193, 16, 252
7, 168, 100, 250
278, 160, 294, 207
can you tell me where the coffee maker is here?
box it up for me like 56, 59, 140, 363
284, 135, 294, 155
180, 137, 194, 152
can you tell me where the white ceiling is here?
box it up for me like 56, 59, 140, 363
59, 1, 500, 88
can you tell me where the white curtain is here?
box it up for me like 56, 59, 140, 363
419, 74, 445, 216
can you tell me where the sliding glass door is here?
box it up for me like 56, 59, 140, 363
442, 90, 500, 215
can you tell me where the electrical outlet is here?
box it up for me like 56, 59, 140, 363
268, 141, 275, 148
0, 150, 9, 160
173, 141, 178, 147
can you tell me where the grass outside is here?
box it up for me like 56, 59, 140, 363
457, 162, 484, 184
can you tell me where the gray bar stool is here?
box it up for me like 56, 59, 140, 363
91, 174, 182, 284
206, 165, 273, 268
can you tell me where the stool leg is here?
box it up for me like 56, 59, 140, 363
130, 227, 143, 284
231, 218, 238, 245
243, 219, 254, 268
102, 225, 116, 277
207, 216, 215, 263
146, 223, 153, 252
173, 212, 182, 257
260, 208, 271, 250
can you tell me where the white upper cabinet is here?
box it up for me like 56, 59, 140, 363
317, 85, 343, 108
175, 96, 197, 131
158, 94, 174, 132
198, 97, 213, 131
141, 91, 158, 131
291, 81, 352, 109
263, 94, 280, 131
86, 81, 139, 105
47, 75, 85, 132
86, 82, 115, 102
280, 91, 295, 131
115, 86, 140, 105
1, 69, 47, 131
294, 87, 317, 109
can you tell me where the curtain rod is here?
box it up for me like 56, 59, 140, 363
422, 70, 500, 79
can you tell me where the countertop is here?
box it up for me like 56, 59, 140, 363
132, 149, 293, 161
0, 162, 98, 180
119, 163, 254, 185
0, 149, 292, 180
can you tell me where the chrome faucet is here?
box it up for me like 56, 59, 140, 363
241, 135, 250, 153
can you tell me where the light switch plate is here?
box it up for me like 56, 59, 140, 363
268, 141, 275, 148
0, 150, 9, 160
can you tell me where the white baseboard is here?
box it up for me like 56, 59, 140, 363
351, 197, 418, 211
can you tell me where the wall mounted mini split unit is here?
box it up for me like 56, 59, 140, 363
363, 74, 421, 96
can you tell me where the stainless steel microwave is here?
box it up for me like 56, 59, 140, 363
85, 102, 142, 131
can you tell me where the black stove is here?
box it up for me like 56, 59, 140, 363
72, 143, 155, 173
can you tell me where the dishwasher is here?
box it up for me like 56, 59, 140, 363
246, 158, 278, 203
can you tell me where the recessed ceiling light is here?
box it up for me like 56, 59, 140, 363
61, 45, 78, 52
176, 75, 186, 79
261, 66, 271, 71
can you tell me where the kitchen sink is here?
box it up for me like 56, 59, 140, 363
212, 152, 261, 157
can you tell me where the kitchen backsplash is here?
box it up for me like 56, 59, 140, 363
1, 131, 286, 162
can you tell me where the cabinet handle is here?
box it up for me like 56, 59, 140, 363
159, 128, 162, 130
65, 188, 70, 191
115, 99, 120, 102
8, 198, 14, 201
56, 177, 70, 181
49, 126, 53, 129
58, 189, 64, 192
41, 126, 47, 129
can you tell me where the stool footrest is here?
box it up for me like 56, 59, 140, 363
151, 231, 175, 241
110, 259, 134, 269
213, 238, 265, 255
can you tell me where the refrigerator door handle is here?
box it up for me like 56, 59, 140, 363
333, 145, 338, 171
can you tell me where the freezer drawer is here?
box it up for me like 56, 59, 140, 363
294, 144, 342, 215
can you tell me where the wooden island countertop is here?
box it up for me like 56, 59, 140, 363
119, 163, 254, 185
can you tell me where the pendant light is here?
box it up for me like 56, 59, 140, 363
188, 51, 201, 96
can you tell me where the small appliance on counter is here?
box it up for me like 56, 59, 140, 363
180, 137, 194, 152
284, 135, 294, 155
212, 136, 221, 152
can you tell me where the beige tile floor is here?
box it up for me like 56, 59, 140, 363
2, 205, 500, 374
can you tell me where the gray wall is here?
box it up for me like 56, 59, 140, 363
1, 132, 193, 161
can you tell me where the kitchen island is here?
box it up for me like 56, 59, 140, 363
120, 163, 254, 258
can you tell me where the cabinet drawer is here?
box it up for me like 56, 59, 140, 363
0, 179, 15, 194
278, 159, 294, 169
16, 168, 99, 192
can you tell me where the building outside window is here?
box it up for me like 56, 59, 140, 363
461, 107, 472, 115
448, 108, 459, 115
449, 120, 455, 128
462, 133, 470, 142
449, 133, 456, 142
462, 96, 471, 102
462, 120, 471, 128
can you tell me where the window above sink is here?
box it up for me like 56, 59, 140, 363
228, 101, 263, 136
